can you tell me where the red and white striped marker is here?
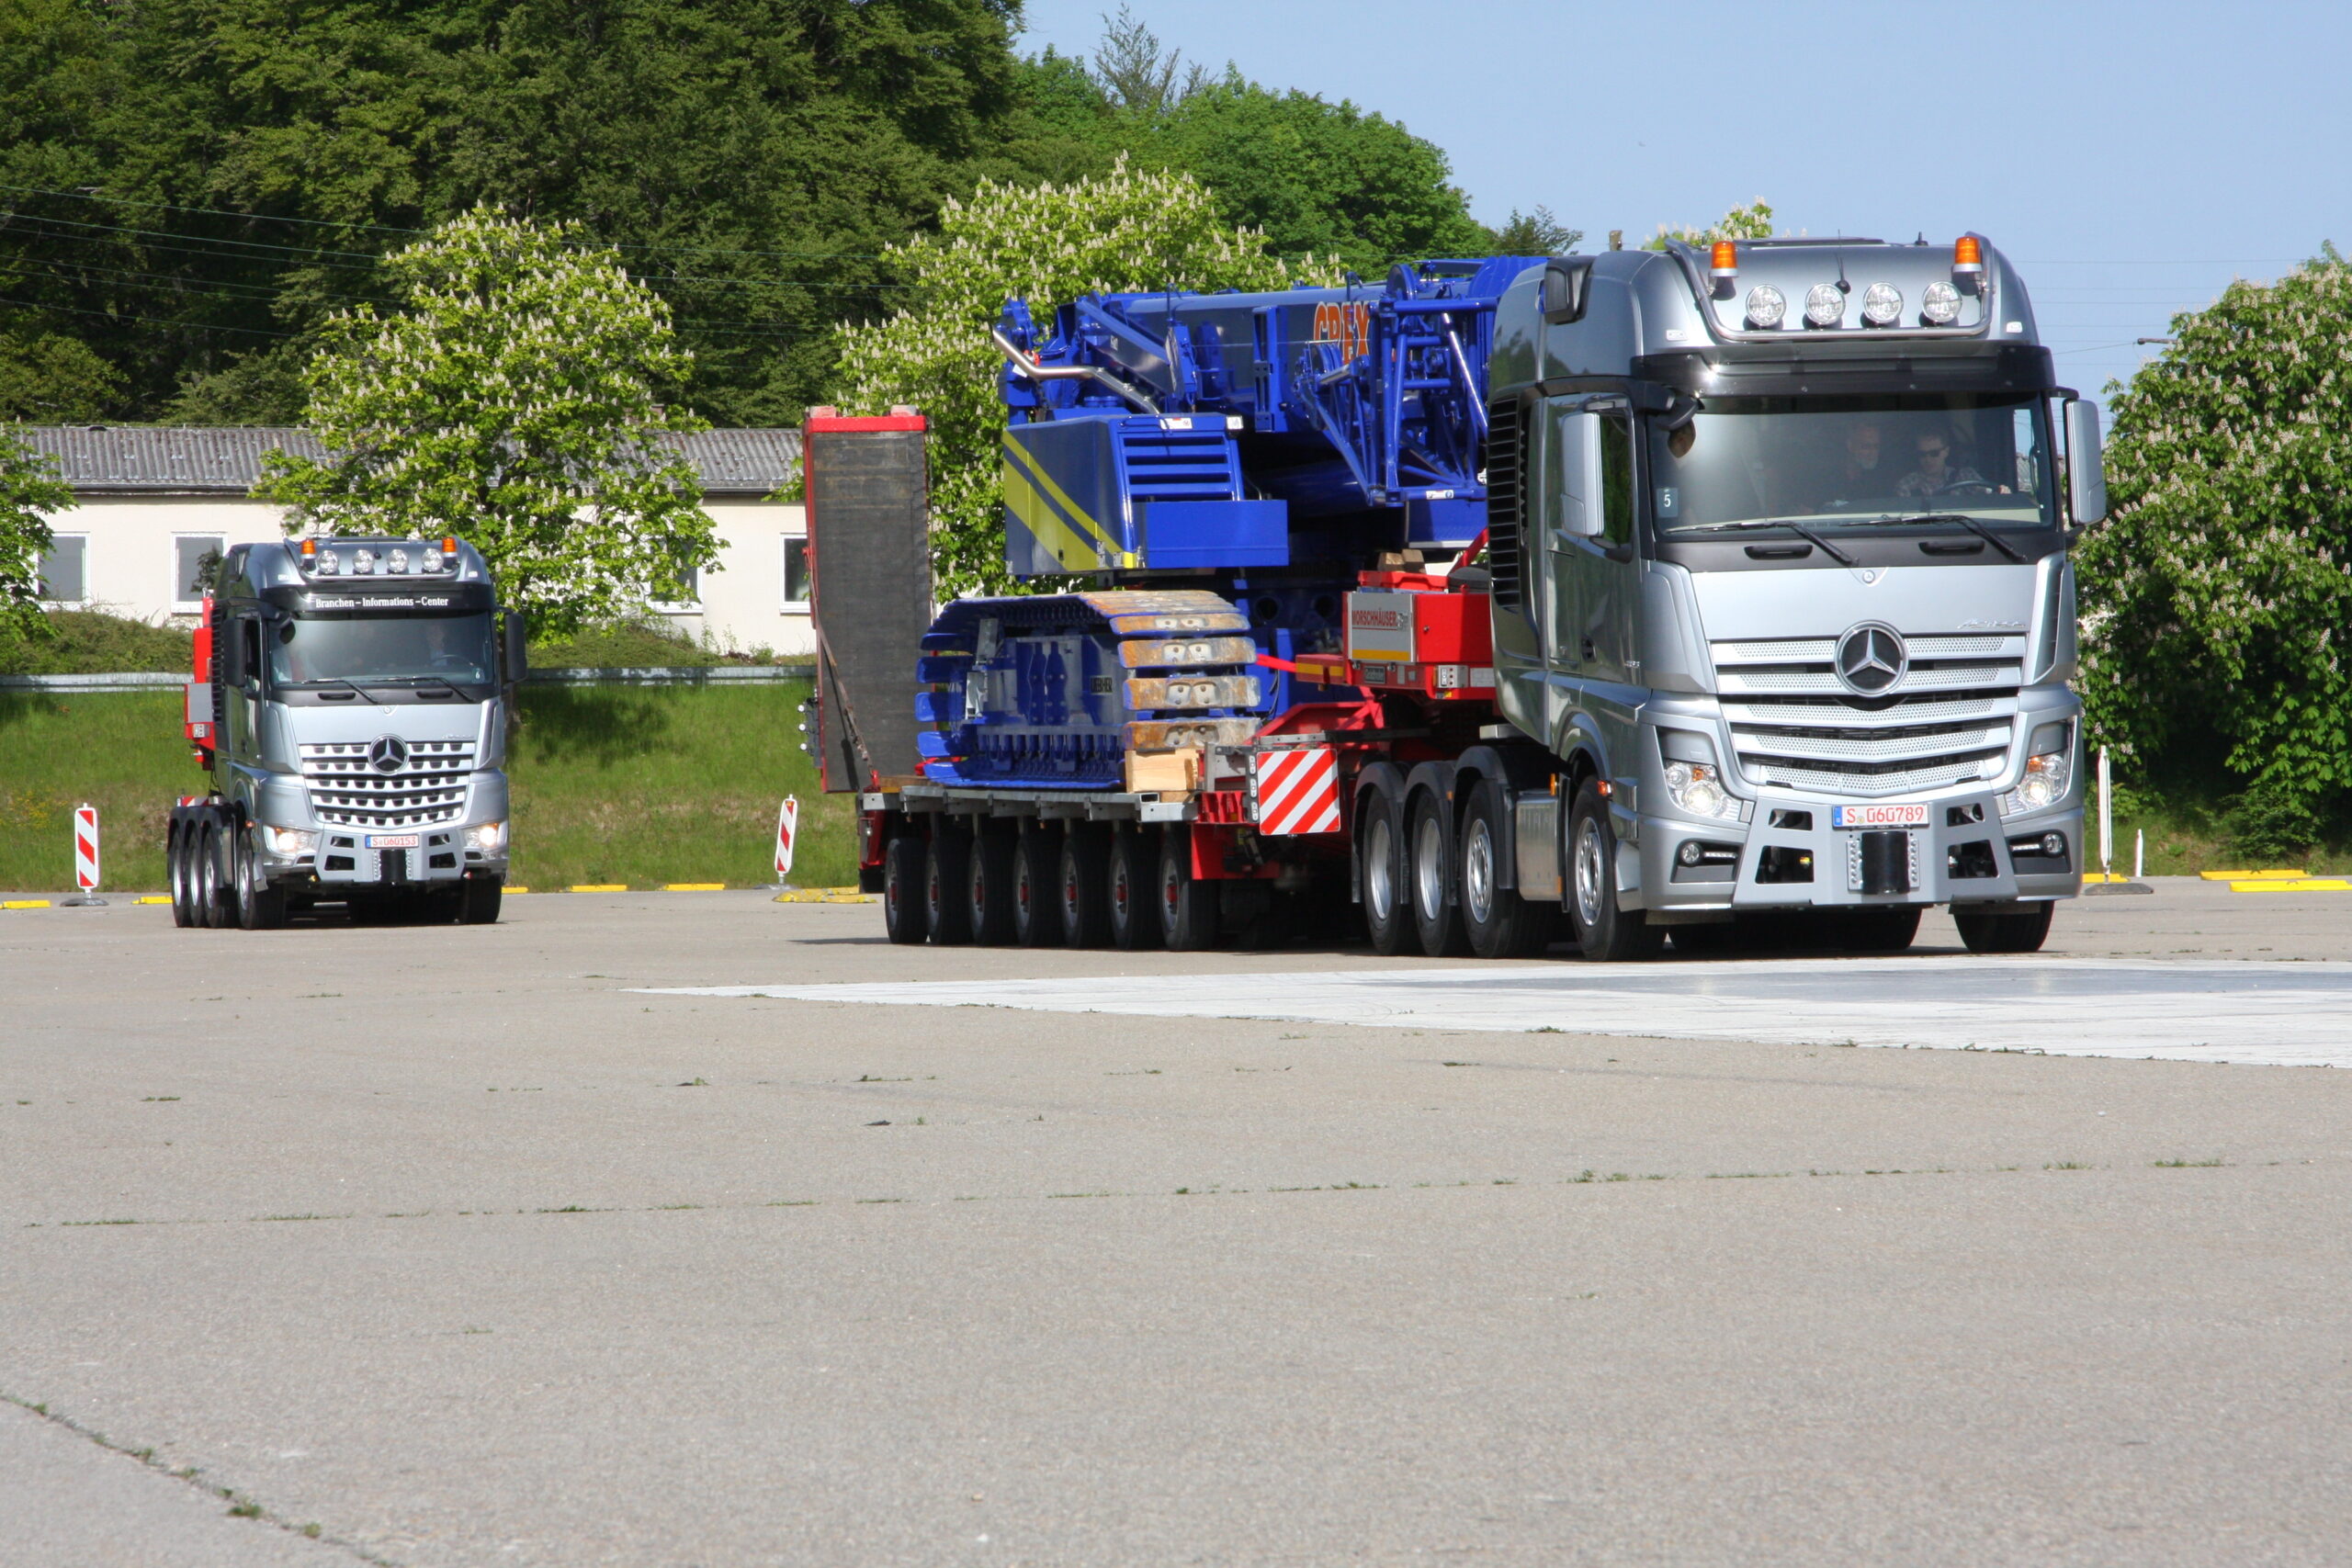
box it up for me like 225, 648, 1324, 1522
1252, 748, 1342, 836
774, 795, 800, 879
74, 803, 100, 890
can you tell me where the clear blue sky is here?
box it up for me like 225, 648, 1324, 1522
1016, 0, 2352, 408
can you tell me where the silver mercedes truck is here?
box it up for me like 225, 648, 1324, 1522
1485, 233, 2101, 956
167, 536, 524, 928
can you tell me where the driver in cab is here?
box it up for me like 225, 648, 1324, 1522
1895, 431, 1985, 498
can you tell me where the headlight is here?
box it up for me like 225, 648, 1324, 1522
464, 820, 508, 853
1804, 283, 1846, 327
1861, 282, 1904, 326
261, 825, 319, 857
1997, 727, 2074, 817
1921, 280, 1962, 324
1744, 285, 1786, 328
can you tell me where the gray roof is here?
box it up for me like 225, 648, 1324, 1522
15, 425, 802, 496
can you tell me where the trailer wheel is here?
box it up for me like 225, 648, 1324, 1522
1953, 902, 2052, 953
1459, 779, 1555, 959
1058, 823, 1114, 948
882, 834, 930, 945
1158, 830, 1218, 951
1408, 792, 1468, 957
1566, 780, 1664, 962
1013, 819, 1064, 947
1108, 825, 1164, 951
1357, 781, 1413, 956
925, 820, 974, 944
967, 826, 1019, 945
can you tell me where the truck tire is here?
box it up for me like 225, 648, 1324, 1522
1058, 824, 1114, 948
232, 823, 288, 930
1954, 902, 2052, 953
925, 821, 974, 944
1408, 790, 1468, 957
1357, 780, 1413, 956
1838, 907, 1920, 953
882, 834, 929, 944
458, 875, 503, 926
168, 818, 198, 928
1566, 780, 1664, 962
196, 817, 232, 928
1107, 825, 1163, 951
967, 827, 1018, 946
1460, 778, 1555, 959
1013, 820, 1064, 947
1157, 829, 1218, 951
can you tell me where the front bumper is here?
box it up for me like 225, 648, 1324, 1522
1628, 791, 2084, 913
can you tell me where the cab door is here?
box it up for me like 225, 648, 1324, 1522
1539, 398, 1642, 761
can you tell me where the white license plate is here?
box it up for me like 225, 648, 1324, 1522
367, 833, 421, 850
1832, 804, 1928, 829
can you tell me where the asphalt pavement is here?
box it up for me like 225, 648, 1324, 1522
4, 881, 2349, 1566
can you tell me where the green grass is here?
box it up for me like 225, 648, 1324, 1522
0, 682, 855, 892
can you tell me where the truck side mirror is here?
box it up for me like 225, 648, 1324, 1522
1541, 257, 1592, 324
2064, 400, 2108, 525
503, 610, 528, 682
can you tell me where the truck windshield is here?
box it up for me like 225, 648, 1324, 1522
1648, 392, 2058, 535
267, 612, 497, 686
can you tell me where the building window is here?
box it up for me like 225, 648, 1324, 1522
174, 535, 226, 611
782, 536, 809, 611
38, 536, 87, 604
652, 563, 701, 614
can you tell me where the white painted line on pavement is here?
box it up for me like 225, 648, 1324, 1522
636, 957, 2352, 1069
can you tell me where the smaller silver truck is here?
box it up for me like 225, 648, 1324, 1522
167, 536, 524, 928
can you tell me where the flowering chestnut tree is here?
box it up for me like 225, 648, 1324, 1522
257, 208, 718, 635
2077, 245, 2352, 826
832, 158, 1334, 595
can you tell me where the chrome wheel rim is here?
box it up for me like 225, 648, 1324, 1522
1414, 814, 1446, 919
1463, 817, 1495, 925
1364, 816, 1396, 922
1573, 817, 1606, 930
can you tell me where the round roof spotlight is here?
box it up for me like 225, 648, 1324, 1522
1921, 280, 1962, 325
389, 547, 411, 573
314, 550, 340, 577
352, 547, 377, 575
1744, 284, 1786, 329
1804, 282, 1846, 328
1861, 282, 1904, 327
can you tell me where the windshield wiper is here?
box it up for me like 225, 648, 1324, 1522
1869, 512, 2027, 562
1685, 517, 1858, 566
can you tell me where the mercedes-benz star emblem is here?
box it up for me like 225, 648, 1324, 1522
1835, 624, 1907, 695
368, 735, 410, 773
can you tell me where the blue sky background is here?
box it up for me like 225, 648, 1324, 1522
1016, 0, 2352, 410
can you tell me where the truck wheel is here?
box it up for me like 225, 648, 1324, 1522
925, 820, 974, 944
1954, 902, 2052, 953
1158, 830, 1218, 951
1838, 907, 1921, 953
196, 818, 232, 928
967, 827, 1018, 945
1357, 782, 1413, 956
882, 834, 929, 944
1460, 778, 1555, 959
1058, 824, 1114, 948
458, 875, 503, 926
1408, 791, 1468, 957
1107, 825, 1164, 951
232, 825, 288, 930
1013, 820, 1064, 947
168, 819, 198, 928
1566, 781, 1664, 962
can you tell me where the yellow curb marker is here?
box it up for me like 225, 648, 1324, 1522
2082, 873, 2133, 884
774, 887, 871, 904
3, 899, 52, 909
133, 895, 172, 905
2230, 878, 2352, 894
569, 884, 628, 893
663, 883, 728, 892
504, 886, 531, 894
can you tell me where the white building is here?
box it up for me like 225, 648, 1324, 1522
22, 426, 813, 658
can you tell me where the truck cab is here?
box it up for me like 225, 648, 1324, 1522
168, 536, 523, 929
1483, 236, 2099, 954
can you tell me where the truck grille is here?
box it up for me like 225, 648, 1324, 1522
299, 739, 476, 828
1713, 635, 2024, 799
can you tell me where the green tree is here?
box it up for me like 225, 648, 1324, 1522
0, 429, 74, 646
1645, 198, 1775, 250
832, 158, 1331, 595
2077, 244, 2352, 831
1488, 206, 1583, 256
256, 208, 718, 637
0, 333, 122, 422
